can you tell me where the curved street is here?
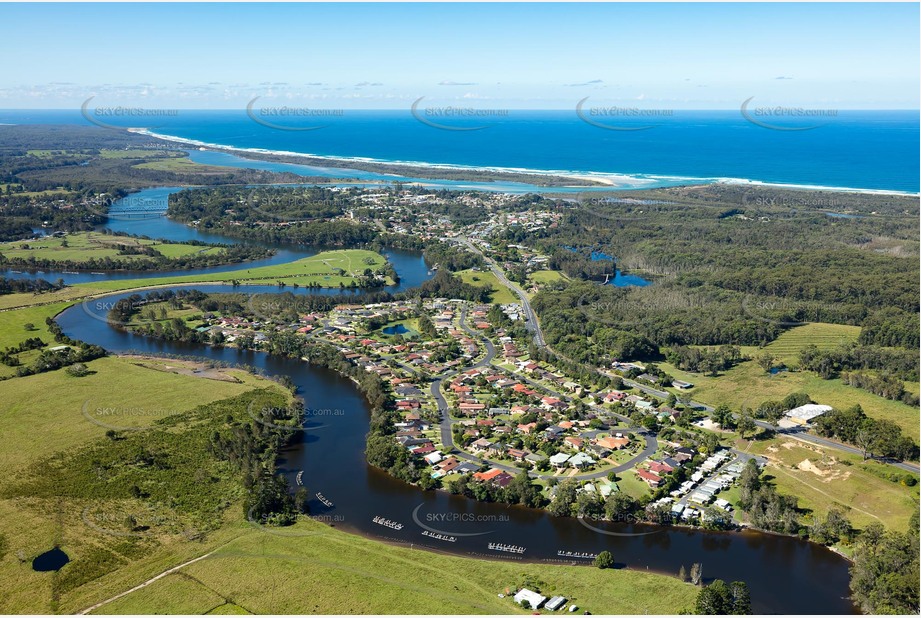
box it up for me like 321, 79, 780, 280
454, 236, 920, 474
431, 304, 657, 481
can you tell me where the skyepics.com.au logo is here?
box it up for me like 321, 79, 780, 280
245, 504, 333, 538
245, 293, 327, 325
576, 513, 664, 537
741, 192, 848, 210
740, 293, 825, 327
573, 191, 673, 224
411, 503, 498, 538
740, 97, 837, 131
80, 293, 162, 328
246, 96, 343, 131
82, 192, 169, 222
410, 97, 508, 131
246, 401, 343, 433
80, 505, 182, 539
81, 399, 180, 432
242, 187, 341, 223
81, 97, 178, 131
576, 287, 707, 330
576, 97, 673, 131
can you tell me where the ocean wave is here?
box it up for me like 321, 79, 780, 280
133, 129, 917, 196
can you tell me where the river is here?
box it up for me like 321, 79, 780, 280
38, 181, 857, 614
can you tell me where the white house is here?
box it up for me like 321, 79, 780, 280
785, 404, 832, 425
514, 589, 547, 610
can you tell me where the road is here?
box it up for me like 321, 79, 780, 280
451, 237, 920, 473
619, 374, 919, 472
456, 237, 545, 347
430, 304, 657, 481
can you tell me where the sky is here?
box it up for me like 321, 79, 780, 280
1, 2, 918, 110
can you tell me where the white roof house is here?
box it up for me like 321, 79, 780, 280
785, 404, 832, 425
514, 589, 547, 609
568, 453, 596, 468
550, 453, 571, 467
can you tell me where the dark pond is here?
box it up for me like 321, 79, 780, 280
382, 324, 410, 335
32, 547, 69, 572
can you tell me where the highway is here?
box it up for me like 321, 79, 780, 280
456, 237, 545, 347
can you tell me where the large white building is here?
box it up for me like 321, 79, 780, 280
784, 404, 832, 425
514, 589, 547, 610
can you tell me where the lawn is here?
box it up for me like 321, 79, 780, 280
456, 269, 518, 304
377, 318, 420, 340
738, 322, 861, 365
659, 357, 919, 441
616, 470, 652, 500
67, 249, 392, 292
134, 157, 227, 173
0, 364, 292, 615
94, 518, 697, 615
0, 301, 73, 349
528, 270, 567, 285
0, 232, 224, 264
744, 438, 919, 533
0, 360, 696, 615
0, 356, 278, 471
98, 149, 172, 159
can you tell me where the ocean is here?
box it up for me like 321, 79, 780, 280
0, 109, 917, 193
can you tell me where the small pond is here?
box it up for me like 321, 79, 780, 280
32, 547, 69, 572
382, 324, 410, 335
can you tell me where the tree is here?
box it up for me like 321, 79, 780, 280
712, 404, 735, 429
293, 487, 310, 514
695, 580, 730, 614
737, 413, 757, 440
700, 432, 720, 455
66, 362, 90, 377
678, 565, 688, 582
549, 479, 577, 517
604, 492, 638, 522
728, 581, 752, 614
690, 562, 703, 585
593, 550, 614, 569
756, 352, 775, 372
23, 322, 35, 331
695, 580, 752, 615
849, 515, 919, 615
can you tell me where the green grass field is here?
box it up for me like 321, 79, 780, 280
528, 270, 566, 284
743, 438, 919, 533
662, 360, 920, 441
98, 149, 172, 159
0, 250, 393, 314
456, 269, 518, 304
0, 356, 276, 471
659, 323, 918, 440
0, 362, 293, 615
0, 301, 73, 355
0, 232, 220, 264
93, 518, 697, 615
55, 249, 393, 292
738, 323, 861, 364
134, 158, 227, 173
